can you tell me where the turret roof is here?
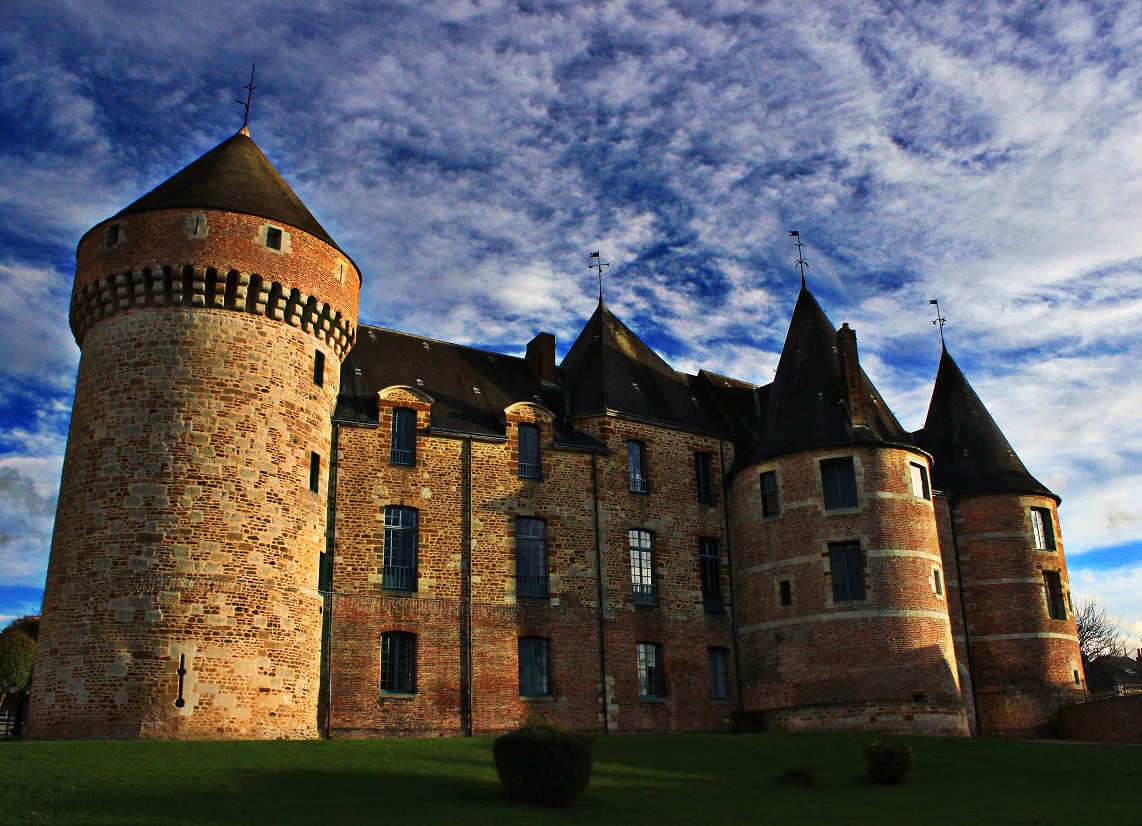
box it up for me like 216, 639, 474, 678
914, 348, 1057, 501
736, 285, 912, 466
107, 128, 348, 258
560, 301, 729, 434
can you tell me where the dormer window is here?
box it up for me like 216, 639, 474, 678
518, 424, 540, 479
265, 226, 283, 250
390, 408, 416, 466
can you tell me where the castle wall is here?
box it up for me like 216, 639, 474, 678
326, 410, 737, 735
953, 493, 1085, 737
28, 207, 358, 739
729, 444, 969, 736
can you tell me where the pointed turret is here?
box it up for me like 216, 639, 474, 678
103, 128, 347, 256
561, 300, 726, 433
738, 285, 911, 465
915, 348, 1056, 500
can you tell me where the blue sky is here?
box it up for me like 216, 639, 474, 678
1, 1, 1140, 643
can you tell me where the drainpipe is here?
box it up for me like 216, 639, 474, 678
460, 437, 473, 736
948, 498, 981, 735
321, 422, 339, 739
590, 452, 611, 734
719, 440, 745, 713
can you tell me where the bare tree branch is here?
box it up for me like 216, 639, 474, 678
1075, 597, 1130, 664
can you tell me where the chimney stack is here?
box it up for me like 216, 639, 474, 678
526, 332, 557, 385
836, 323, 867, 428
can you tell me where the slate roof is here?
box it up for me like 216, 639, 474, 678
96, 128, 352, 262
914, 348, 1057, 501
560, 301, 730, 435
335, 325, 605, 450
734, 286, 913, 467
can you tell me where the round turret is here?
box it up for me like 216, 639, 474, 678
27, 129, 360, 739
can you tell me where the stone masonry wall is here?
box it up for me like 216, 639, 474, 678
729, 444, 969, 736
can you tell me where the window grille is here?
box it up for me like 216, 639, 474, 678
518, 424, 541, 479
910, 462, 931, 500
708, 647, 729, 700
390, 408, 416, 466
1043, 571, 1066, 620
627, 440, 649, 493
380, 631, 416, 693
382, 506, 418, 591
698, 538, 723, 612
637, 642, 665, 698
821, 457, 858, 510
515, 518, 548, 598
518, 636, 550, 696
1031, 507, 1056, 550
760, 470, 780, 517
829, 542, 865, 602
629, 529, 657, 605
695, 452, 714, 504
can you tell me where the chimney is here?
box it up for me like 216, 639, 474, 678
525, 332, 557, 385
836, 323, 867, 428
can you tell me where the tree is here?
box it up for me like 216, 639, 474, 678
0, 621, 36, 709
1074, 598, 1133, 665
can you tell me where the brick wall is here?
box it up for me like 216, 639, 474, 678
1059, 695, 1142, 743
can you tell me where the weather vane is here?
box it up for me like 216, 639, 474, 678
236, 64, 257, 128
929, 298, 947, 347
588, 251, 610, 303
789, 230, 808, 287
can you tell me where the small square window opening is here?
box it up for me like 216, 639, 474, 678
265, 226, 283, 250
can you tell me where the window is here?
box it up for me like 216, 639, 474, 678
390, 408, 416, 466
695, 452, 714, 504
933, 568, 944, 596
382, 506, 418, 591
708, 647, 729, 700
518, 424, 540, 479
821, 457, 858, 510
637, 642, 665, 698
380, 631, 416, 693
186, 213, 207, 238
515, 518, 548, 598
1031, 507, 1056, 550
698, 538, 723, 612
910, 462, 931, 500
265, 226, 283, 250
629, 529, 657, 606
779, 579, 792, 607
313, 350, 325, 387
627, 440, 648, 493
518, 636, 550, 697
760, 470, 780, 517
829, 542, 865, 603
105, 222, 121, 248
309, 452, 320, 493
1043, 571, 1066, 620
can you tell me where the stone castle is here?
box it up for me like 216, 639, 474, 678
27, 128, 1085, 740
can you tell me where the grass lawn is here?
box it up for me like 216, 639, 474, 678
0, 732, 1138, 825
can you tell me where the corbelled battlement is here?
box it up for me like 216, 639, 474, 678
70, 264, 356, 357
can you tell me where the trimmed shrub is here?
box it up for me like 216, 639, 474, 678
865, 737, 914, 784
493, 717, 593, 807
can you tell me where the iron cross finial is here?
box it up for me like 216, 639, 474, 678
237, 64, 257, 128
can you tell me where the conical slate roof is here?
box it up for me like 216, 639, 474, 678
736, 285, 912, 466
914, 348, 1056, 500
561, 301, 728, 434
106, 128, 347, 256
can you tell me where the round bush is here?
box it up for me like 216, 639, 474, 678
865, 737, 914, 784
493, 719, 593, 807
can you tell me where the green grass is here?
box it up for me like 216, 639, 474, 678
0, 733, 1138, 825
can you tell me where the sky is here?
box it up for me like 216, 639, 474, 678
1, 0, 1139, 646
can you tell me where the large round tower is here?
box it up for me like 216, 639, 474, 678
27, 128, 360, 739
916, 348, 1084, 737
729, 288, 969, 735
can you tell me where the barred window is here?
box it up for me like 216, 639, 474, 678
380, 631, 416, 693
390, 408, 416, 466
518, 424, 541, 479
629, 529, 657, 606
821, 457, 858, 510
1031, 507, 1056, 550
637, 642, 665, 698
1043, 571, 1066, 620
910, 462, 931, 500
829, 542, 865, 603
695, 452, 714, 504
708, 647, 729, 700
382, 506, 417, 591
627, 440, 648, 493
698, 538, 723, 613
515, 518, 548, 599
518, 636, 550, 696
760, 470, 779, 517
